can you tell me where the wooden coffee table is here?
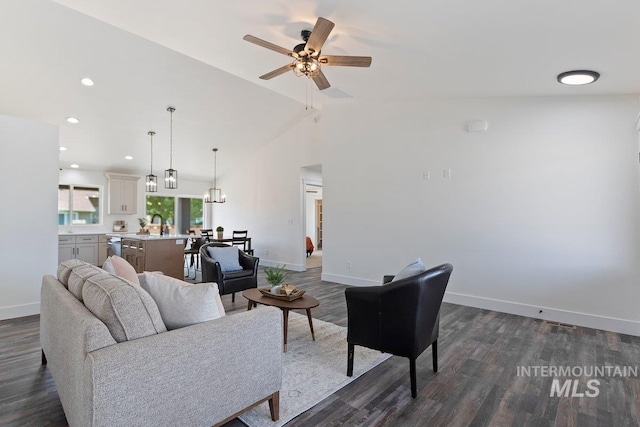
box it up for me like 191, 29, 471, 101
242, 288, 319, 352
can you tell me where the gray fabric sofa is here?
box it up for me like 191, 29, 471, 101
40, 260, 282, 427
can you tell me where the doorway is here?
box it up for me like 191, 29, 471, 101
304, 183, 322, 269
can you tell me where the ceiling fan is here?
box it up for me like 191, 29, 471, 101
243, 17, 372, 90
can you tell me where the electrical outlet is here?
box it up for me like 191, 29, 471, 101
423, 171, 431, 180
265, 249, 269, 255
443, 168, 452, 179
347, 261, 352, 269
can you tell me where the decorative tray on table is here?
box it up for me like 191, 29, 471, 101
259, 286, 305, 301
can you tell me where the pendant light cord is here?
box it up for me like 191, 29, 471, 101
149, 132, 154, 174
169, 109, 173, 168
213, 149, 217, 189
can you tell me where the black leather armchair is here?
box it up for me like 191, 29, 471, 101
345, 263, 453, 398
200, 242, 259, 302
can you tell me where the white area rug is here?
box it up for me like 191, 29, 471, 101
238, 313, 390, 427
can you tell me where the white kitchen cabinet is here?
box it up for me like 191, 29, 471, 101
98, 235, 108, 266
105, 173, 140, 214
58, 235, 100, 266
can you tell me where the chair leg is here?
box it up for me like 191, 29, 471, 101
410, 357, 417, 398
347, 343, 354, 377
231, 292, 235, 303
432, 339, 438, 372
42, 349, 47, 365
268, 391, 280, 421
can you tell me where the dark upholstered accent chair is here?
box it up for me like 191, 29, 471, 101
345, 263, 453, 398
200, 242, 259, 302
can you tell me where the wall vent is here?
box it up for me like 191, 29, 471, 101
543, 320, 576, 329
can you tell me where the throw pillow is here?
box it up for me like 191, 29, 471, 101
206, 246, 243, 273
102, 255, 140, 285
67, 264, 106, 300
82, 274, 167, 343
57, 258, 87, 288
391, 257, 427, 282
141, 272, 225, 330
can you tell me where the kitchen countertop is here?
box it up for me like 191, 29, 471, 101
106, 233, 190, 241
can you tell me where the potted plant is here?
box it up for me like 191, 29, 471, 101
264, 265, 287, 294
216, 226, 224, 239
138, 217, 148, 234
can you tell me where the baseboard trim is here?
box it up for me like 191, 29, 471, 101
444, 292, 640, 337
260, 260, 305, 272
0, 302, 40, 321
321, 273, 379, 287
319, 273, 639, 336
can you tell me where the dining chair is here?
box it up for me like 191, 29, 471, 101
200, 229, 213, 242
232, 230, 253, 255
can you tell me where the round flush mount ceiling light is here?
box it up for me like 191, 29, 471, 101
125, 155, 133, 160
70, 164, 79, 168
81, 77, 94, 86
557, 70, 600, 85
66, 117, 79, 124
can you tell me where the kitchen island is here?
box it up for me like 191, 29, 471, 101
109, 234, 188, 279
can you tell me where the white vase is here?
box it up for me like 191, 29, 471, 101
270, 285, 281, 295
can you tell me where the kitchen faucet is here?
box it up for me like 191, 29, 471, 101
150, 214, 164, 235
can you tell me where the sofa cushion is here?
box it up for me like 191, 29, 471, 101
102, 255, 140, 285
57, 259, 86, 288
391, 257, 426, 282
141, 272, 225, 330
68, 264, 106, 300
82, 274, 167, 342
207, 246, 243, 273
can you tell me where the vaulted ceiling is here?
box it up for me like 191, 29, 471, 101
1, 0, 639, 180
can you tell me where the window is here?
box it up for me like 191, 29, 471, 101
58, 184, 101, 225
145, 195, 204, 235
145, 196, 175, 228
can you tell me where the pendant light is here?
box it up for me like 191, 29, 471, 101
164, 106, 178, 189
145, 131, 157, 192
204, 148, 226, 203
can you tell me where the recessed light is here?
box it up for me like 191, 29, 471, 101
557, 70, 600, 85
66, 117, 79, 124
59, 146, 67, 151
70, 164, 79, 168
81, 77, 94, 86
125, 155, 133, 160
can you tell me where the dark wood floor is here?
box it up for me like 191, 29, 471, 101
1, 267, 639, 427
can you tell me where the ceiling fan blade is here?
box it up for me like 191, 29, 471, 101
319, 55, 372, 67
259, 63, 295, 80
304, 17, 335, 56
243, 34, 295, 57
311, 70, 331, 90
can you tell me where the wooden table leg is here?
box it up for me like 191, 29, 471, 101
247, 299, 253, 311
283, 309, 289, 352
306, 308, 315, 341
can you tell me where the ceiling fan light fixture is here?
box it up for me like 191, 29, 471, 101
293, 57, 321, 77
557, 70, 600, 85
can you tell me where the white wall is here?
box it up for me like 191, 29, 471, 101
59, 168, 211, 234
0, 114, 58, 319
322, 95, 640, 335
211, 112, 322, 271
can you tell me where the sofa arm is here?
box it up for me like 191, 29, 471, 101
86, 307, 283, 427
